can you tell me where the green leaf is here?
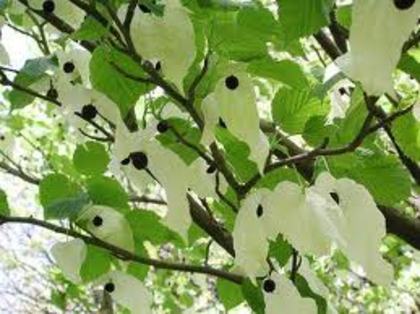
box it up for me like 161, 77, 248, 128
8, 57, 55, 110
398, 50, 420, 82
0, 190, 10, 216
326, 150, 411, 206
277, 0, 334, 42
248, 58, 309, 89
72, 17, 109, 41
256, 168, 299, 190
90, 45, 150, 117
217, 278, 244, 311
294, 274, 327, 314
45, 193, 90, 220
86, 176, 129, 210
272, 87, 328, 134
392, 113, 420, 161
269, 235, 293, 267
39, 174, 85, 219
241, 279, 265, 314
73, 141, 110, 176
336, 4, 352, 29
127, 210, 184, 246
80, 245, 111, 283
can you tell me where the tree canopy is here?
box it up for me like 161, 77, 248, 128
0, 0, 419, 313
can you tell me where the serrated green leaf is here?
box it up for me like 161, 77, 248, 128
241, 279, 265, 314
73, 141, 110, 176
392, 113, 420, 161
217, 278, 244, 311
272, 87, 328, 135
248, 58, 309, 89
80, 245, 111, 283
277, 0, 334, 42
90, 45, 151, 118
86, 176, 129, 210
39, 174, 85, 219
72, 17, 109, 41
269, 235, 293, 267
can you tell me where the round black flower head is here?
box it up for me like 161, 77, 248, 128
206, 164, 217, 174
42, 0, 55, 14
46, 87, 58, 100
225, 75, 239, 90
329, 191, 340, 205
256, 204, 263, 217
139, 4, 151, 13
121, 157, 130, 166
104, 282, 115, 293
155, 61, 162, 71
394, 0, 415, 10
218, 118, 227, 129
130, 152, 148, 170
92, 215, 103, 227
157, 120, 169, 133
63, 61, 75, 74
263, 278, 276, 293
81, 104, 98, 120
0, 134, 5, 141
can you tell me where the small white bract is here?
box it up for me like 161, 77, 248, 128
51, 239, 87, 284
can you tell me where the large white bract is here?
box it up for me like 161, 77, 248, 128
201, 66, 270, 173
263, 273, 317, 314
77, 205, 135, 253
311, 172, 394, 285
112, 118, 215, 239
130, 0, 196, 92
337, 0, 420, 96
100, 271, 152, 314
51, 239, 87, 284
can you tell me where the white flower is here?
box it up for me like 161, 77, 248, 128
111, 119, 216, 239
99, 271, 152, 314
51, 239, 87, 284
201, 65, 269, 173
77, 205, 135, 253
311, 172, 394, 285
130, 0, 196, 92
56, 48, 91, 87
262, 273, 317, 314
336, 0, 420, 96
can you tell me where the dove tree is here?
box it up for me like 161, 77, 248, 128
0, 0, 419, 313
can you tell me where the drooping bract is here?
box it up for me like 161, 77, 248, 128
51, 239, 87, 284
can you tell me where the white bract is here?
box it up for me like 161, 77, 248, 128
112, 119, 215, 239
56, 48, 91, 87
232, 181, 345, 278
201, 66, 269, 172
101, 271, 152, 314
51, 239, 87, 284
27, 0, 85, 29
77, 205, 135, 253
130, 0, 196, 92
0, 130, 15, 156
263, 273, 317, 314
413, 101, 420, 121
311, 172, 394, 285
337, 0, 420, 96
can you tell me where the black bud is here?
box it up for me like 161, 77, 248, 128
157, 120, 169, 133
63, 62, 75, 74
225, 75, 239, 90
206, 164, 217, 174
130, 152, 148, 170
394, 0, 415, 10
155, 61, 161, 71
92, 215, 103, 227
0, 135, 5, 141
256, 204, 263, 217
46, 88, 58, 100
121, 157, 130, 166
139, 4, 151, 13
104, 282, 115, 293
42, 0, 55, 14
263, 279, 276, 293
338, 87, 346, 95
81, 104, 97, 120
329, 192, 340, 205
218, 118, 227, 129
